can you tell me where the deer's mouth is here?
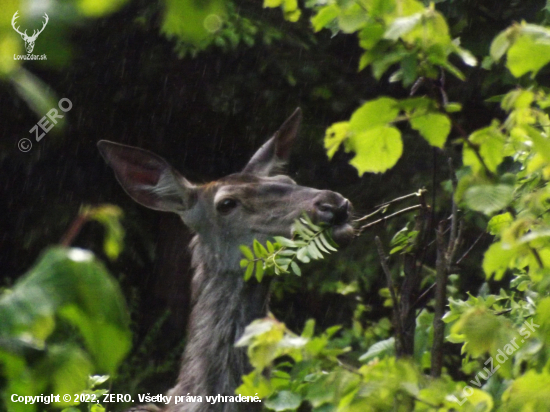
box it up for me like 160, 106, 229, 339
330, 222, 355, 246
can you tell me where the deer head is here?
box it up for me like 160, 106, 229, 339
97, 109, 354, 271
12, 11, 49, 54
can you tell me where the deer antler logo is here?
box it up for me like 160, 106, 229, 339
12, 11, 49, 54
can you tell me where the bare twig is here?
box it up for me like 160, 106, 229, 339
373, 189, 427, 210
59, 212, 90, 247
358, 205, 422, 232
412, 282, 436, 310
354, 190, 426, 223
455, 232, 484, 265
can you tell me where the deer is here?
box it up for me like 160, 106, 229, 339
11, 11, 49, 54
97, 108, 354, 412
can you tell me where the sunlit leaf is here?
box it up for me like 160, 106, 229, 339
483, 241, 519, 280
162, 0, 226, 44
506, 34, 550, 78
311, 4, 340, 32
77, 0, 129, 17
348, 97, 399, 133
348, 126, 403, 175
487, 212, 513, 235
409, 112, 450, 148
384, 13, 422, 41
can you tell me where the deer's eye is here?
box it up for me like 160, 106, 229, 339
216, 198, 238, 215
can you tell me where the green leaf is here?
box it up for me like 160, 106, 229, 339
290, 261, 302, 277
296, 248, 311, 263
348, 126, 403, 175
383, 13, 422, 41
359, 337, 395, 361
313, 237, 329, 254
294, 220, 315, 237
325, 122, 349, 159
463, 125, 506, 174
506, 34, 550, 78
244, 263, 254, 281
444, 103, 462, 113
90, 405, 106, 412
374, 49, 410, 79
306, 242, 322, 260
409, 112, 450, 148
302, 319, 315, 338
253, 239, 268, 258
483, 241, 518, 280
526, 125, 550, 162
451, 308, 508, 358
88, 375, 110, 388
265, 390, 302, 411
338, 3, 368, 33
389, 226, 418, 254
88, 205, 124, 260
490, 28, 514, 61
78, 0, 128, 16
44, 345, 93, 404
311, 4, 340, 32
502, 370, 550, 410
463, 183, 514, 215
349, 97, 399, 133
358, 22, 385, 50
162, 0, 226, 44
487, 213, 513, 235
274, 236, 298, 248
255, 261, 265, 282
240, 245, 254, 260
439, 61, 465, 81
0, 247, 131, 373
452, 44, 477, 67
320, 234, 338, 252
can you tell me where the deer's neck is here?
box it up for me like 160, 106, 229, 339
168, 236, 269, 410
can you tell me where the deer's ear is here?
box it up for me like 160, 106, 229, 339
242, 107, 302, 176
97, 140, 196, 212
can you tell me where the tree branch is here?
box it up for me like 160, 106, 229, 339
431, 222, 448, 378
375, 236, 405, 357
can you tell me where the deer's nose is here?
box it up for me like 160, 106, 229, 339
314, 193, 350, 225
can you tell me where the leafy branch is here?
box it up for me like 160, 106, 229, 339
240, 214, 338, 282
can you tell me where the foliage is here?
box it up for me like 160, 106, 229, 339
0, 207, 131, 412
240, 214, 338, 282
236, 0, 550, 411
